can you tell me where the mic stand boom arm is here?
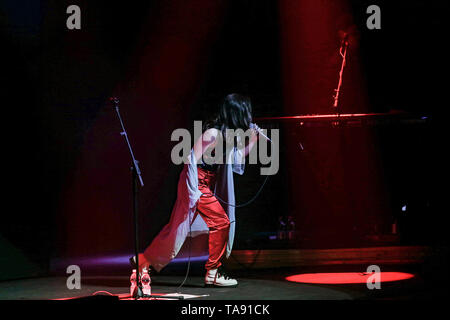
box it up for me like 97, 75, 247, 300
113, 98, 144, 187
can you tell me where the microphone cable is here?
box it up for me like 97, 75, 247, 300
177, 128, 273, 289
176, 172, 270, 290
203, 174, 270, 208
176, 212, 192, 292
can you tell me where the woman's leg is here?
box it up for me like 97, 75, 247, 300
195, 193, 230, 270
195, 189, 238, 287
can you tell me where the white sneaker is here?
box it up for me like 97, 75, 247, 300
205, 267, 238, 287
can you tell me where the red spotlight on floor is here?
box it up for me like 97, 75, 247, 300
286, 272, 415, 284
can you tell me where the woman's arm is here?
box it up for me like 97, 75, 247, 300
193, 128, 219, 163
243, 128, 259, 157
193, 127, 259, 162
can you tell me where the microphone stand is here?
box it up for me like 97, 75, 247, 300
332, 37, 349, 124
111, 97, 184, 300
111, 97, 145, 299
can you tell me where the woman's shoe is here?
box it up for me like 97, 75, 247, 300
129, 256, 156, 275
204, 267, 238, 287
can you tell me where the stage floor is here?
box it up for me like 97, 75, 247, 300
0, 265, 445, 300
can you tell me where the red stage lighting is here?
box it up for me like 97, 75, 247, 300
286, 272, 414, 284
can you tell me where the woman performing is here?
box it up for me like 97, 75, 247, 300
131, 93, 260, 287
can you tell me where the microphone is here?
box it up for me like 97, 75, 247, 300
250, 123, 272, 143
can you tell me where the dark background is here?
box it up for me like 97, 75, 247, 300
0, 0, 445, 280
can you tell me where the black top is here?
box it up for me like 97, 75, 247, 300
198, 161, 219, 172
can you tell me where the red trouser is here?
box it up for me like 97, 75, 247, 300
193, 167, 230, 270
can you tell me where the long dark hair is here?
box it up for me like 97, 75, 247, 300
206, 93, 253, 134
